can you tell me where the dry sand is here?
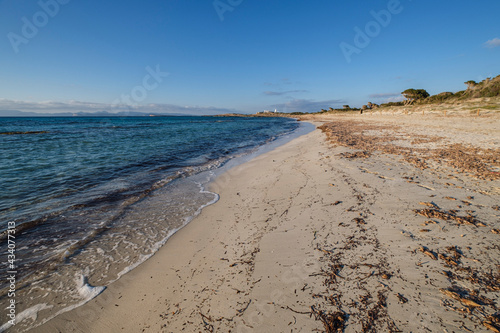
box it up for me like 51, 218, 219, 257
37, 113, 499, 333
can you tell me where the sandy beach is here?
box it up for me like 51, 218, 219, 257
37, 113, 499, 333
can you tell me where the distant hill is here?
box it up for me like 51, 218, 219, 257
379, 74, 500, 107
0, 110, 46, 117
419, 74, 500, 105
275, 74, 500, 115
0, 110, 194, 117
455, 75, 500, 99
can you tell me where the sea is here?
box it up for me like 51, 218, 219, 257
0, 115, 308, 332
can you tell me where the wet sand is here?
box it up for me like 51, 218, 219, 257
37, 113, 499, 332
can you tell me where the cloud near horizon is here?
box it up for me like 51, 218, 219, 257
0, 99, 239, 115
368, 93, 405, 103
269, 98, 346, 113
263, 90, 308, 96
368, 93, 401, 99
484, 38, 500, 48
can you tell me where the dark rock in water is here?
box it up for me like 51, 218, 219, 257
0, 131, 49, 135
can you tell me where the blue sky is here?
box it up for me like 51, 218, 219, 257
0, 0, 499, 115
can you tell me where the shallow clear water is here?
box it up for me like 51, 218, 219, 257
0, 116, 299, 331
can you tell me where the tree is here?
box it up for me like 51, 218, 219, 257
402, 89, 430, 105
464, 80, 477, 90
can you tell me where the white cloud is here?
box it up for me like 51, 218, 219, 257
0, 99, 238, 115
384, 96, 405, 103
368, 93, 401, 99
368, 93, 404, 103
263, 90, 308, 96
269, 98, 346, 113
484, 38, 500, 48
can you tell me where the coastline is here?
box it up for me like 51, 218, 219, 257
0, 116, 303, 333
36, 114, 499, 332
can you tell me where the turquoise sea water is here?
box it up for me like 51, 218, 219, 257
0, 116, 300, 331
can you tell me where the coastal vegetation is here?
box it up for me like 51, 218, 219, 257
401, 88, 430, 104
214, 74, 500, 117
296, 74, 500, 115
380, 74, 500, 108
